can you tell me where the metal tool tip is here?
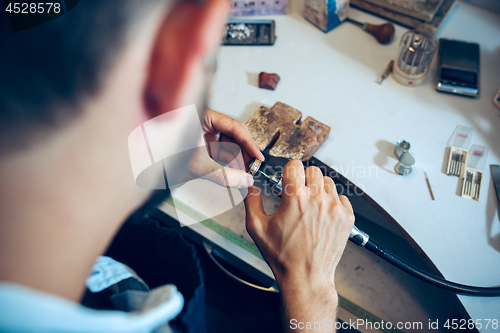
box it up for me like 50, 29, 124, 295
259, 170, 270, 179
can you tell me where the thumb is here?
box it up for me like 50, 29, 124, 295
244, 185, 270, 240
202, 164, 254, 188
222, 167, 255, 188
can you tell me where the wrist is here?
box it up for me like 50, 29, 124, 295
275, 267, 336, 293
277, 274, 338, 307
278, 277, 338, 332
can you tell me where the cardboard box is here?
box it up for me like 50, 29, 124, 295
304, 0, 349, 32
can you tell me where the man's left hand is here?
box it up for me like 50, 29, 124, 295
187, 109, 264, 188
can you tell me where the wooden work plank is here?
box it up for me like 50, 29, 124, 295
350, 0, 457, 34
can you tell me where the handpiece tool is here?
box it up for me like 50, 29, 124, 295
258, 169, 370, 246
247, 158, 500, 296
250, 160, 383, 248
345, 17, 395, 45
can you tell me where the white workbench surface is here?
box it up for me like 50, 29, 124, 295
208, 0, 500, 329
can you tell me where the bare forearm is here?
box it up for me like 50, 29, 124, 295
279, 281, 338, 333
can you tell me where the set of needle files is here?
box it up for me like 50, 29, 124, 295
446, 125, 489, 201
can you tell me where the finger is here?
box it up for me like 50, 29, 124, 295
204, 132, 220, 146
218, 127, 256, 168
324, 176, 334, 194
215, 149, 237, 166
282, 160, 305, 196
339, 195, 354, 214
223, 150, 246, 174
218, 136, 246, 171
209, 139, 240, 166
204, 110, 265, 162
304, 166, 324, 196
244, 186, 270, 239
187, 147, 215, 180
326, 176, 341, 201
241, 150, 253, 169
224, 167, 254, 188
220, 135, 253, 168
206, 137, 246, 176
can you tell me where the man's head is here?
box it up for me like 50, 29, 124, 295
0, 0, 230, 300
0, 0, 228, 153
0, 0, 229, 197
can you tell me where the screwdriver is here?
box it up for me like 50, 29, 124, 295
345, 17, 395, 45
376, 60, 394, 84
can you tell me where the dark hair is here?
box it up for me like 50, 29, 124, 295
0, 0, 163, 154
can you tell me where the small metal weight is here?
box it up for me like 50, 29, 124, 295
395, 151, 415, 176
394, 140, 411, 159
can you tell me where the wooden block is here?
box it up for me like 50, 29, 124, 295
245, 102, 331, 161
270, 116, 331, 161
350, 0, 457, 34
246, 102, 302, 152
359, 0, 445, 22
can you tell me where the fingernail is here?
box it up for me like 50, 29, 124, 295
239, 174, 254, 188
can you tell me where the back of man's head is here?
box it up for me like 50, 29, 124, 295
0, 0, 164, 155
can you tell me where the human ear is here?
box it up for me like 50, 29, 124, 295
143, 0, 230, 118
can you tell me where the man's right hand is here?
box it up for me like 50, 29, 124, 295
244, 159, 355, 332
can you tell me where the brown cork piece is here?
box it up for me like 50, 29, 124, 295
258, 72, 281, 90
245, 102, 331, 161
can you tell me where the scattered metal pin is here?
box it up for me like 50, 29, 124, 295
424, 171, 435, 200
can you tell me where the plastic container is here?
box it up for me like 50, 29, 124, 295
393, 30, 437, 86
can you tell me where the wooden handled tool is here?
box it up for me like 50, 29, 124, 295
345, 17, 395, 45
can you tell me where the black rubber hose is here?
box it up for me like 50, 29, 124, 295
362, 239, 500, 296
